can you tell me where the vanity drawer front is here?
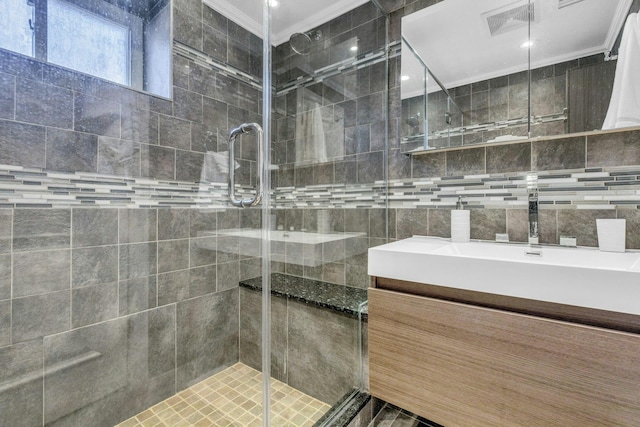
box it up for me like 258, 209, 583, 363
369, 288, 640, 427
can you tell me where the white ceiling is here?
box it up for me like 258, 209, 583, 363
202, 0, 370, 46
402, 0, 632, 98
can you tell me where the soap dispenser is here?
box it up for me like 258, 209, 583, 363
451, 196, 470, 243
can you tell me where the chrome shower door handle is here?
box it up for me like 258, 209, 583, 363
228, 123, 264, 207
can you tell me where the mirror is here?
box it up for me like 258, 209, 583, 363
401, 0, 634, 152
0, 0, 172, 98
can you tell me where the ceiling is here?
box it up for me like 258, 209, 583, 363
202, 0, 370, 46
401, 0, 632, 98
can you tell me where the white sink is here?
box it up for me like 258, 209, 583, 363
368, 236, 640, 316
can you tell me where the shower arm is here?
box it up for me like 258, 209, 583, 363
228, 123, 264, 207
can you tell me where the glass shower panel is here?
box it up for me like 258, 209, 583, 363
0, 0, 387, 425
261, 1, 388, 424
0, 0, 271, 426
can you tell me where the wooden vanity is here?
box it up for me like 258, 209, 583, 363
368, 277, 640, 426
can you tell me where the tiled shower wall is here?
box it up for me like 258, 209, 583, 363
0, 0, 264, 425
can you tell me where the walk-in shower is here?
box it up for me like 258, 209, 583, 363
0, 0, 389, 426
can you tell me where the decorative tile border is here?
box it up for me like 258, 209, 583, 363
0, 164, 637, 210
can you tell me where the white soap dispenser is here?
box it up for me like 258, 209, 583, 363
451, 196, 470, 243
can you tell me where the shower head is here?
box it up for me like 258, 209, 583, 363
289, 30, 322, 55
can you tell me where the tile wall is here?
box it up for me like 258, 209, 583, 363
239, 287, 361, 404
0, 0, 265, 425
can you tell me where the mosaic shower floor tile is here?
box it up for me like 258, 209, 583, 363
115, 363, 330, 427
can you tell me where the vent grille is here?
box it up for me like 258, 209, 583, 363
485, 2, 534, 36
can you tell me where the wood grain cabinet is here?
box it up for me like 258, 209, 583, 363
369, 287, 640, 426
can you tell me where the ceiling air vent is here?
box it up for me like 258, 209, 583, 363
558, 0, 585, 9
483, 1, 535, 37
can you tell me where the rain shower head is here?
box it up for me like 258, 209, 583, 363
289, 30, 323, 55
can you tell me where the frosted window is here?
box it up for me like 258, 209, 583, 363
144, 5, 171, 98
47, 0, 130, 85
0, 0, 34, 57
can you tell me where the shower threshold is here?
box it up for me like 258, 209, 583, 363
115, 363, 330, 427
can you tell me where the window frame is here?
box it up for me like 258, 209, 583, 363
32, 0, 144, 89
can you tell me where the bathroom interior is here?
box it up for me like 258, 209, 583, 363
1, 0, 640, 426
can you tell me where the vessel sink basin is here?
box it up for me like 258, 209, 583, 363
368, 236, 640, 316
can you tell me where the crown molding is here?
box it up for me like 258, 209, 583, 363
202, 0, 263, 38
203, 0, 371, 46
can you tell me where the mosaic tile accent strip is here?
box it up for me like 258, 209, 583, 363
115, 363, 330, 427
0, 164, 639, 210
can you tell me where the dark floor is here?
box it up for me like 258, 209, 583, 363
368, 404, 442, 427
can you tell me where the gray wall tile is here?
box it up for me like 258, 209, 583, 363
618, 210, 640, 250
12, 290, 70, 342
121, 107, 159, 145
190, 209, 217, 237
14, 209, 70, 251
287, 300, 358, 403
0, 254, 10, 300
176, 289, 239, 390
446, 147, 485, 176
72, 282, 118, 328
72, 209, 118, 248
159, 115, 191, 150
189, 237, 217, 267
558, 209, 616, 247
158, 209, 190, 241
239, 288, 288, 382
176, 150, 204, 182
119, 242, 158, 280
0, 72, 15, 120
428, 209, 450, 238
72, 246, 118, 288
158, 270, 190, 306
189, 265, 216, 297
0, 120, 46, 168
158, 239, 189, 273
486, 142, 531, 173
357, 151, 384, 183
587, 129, 640, 167
412, 151, 446, 178
0, 300, 9, 347
532, 136, 586, 171
13, 249, 70, 297
0, 340, 44, 427
470, 209, 507, 241
396, 209, 428, 239
74, 93, 121, 137
0, 210, 11, 254
506, 209, 528, 243
173, 87, 203, 123
119, 209, 157, 244
141, 144, 176, 180
44, 307, 175, 426
97, 137, 141, 177
46, 128, 98, 173
539, 210, 559, 245
16, 78, 73, 129
217, 261, 239, 292
174, 8, 203, 51
119, 276, 157, 316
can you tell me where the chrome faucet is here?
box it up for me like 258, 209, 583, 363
527, 173, 539, 244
